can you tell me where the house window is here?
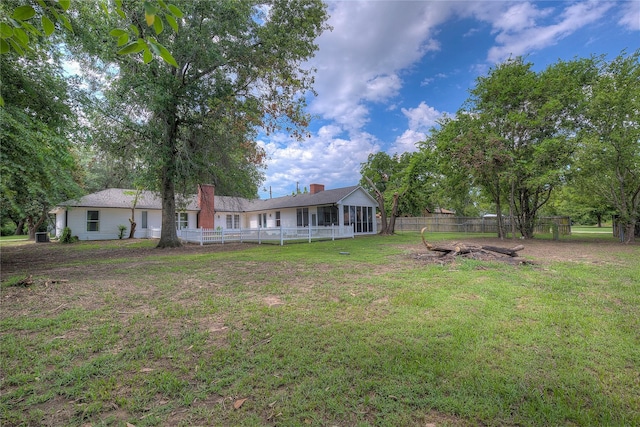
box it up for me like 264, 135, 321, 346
226, 214, 240, 229
275, 211, 281, 227
318, 206, 338, 225
296, 208, 309, 227
87, 210, 99, 232
141, 211, 148, 229
258, 213, 267, 228
176, 212, 188, 229
343, 205, 373, 233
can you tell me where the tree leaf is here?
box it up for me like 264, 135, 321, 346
118, 41, 145, 55
145, 13, 155, 27
153, 16, 164, 35
0, 23, 13, 39
60, 14, 72, 31
158, 0, 168, 10
19, 21, 40, 37
157, 43, 178, 67
0, 39, 10, 54
165, 15, 178, 33
7, 38, 24, 55
58, 0, 71, 11
147, 38, 161, 55
41, 16, 55, 36
233, 398, 248, 409
12, 6, 36, 21
109, 29, 127, 37
144, 1, 158, 15
117, 33, 129, 46
143, 47, 153, 64
13, 28, 29, 46
129, 24, 139, 37
168, 4, 183, 18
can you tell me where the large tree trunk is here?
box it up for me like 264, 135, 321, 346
386, 192, 402, 235
26, 210, 47, 241
495, 181, 505, 240
509, 180, 517, 240
157, 109, 182, 248
128, 220, 137, 239
158, 167, 181, 248
364, 176, 389, 235
14, 219, 25, 235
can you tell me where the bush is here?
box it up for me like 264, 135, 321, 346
60, 227, 78, 244
118, 225, 127, 239
1, 221, 17, 236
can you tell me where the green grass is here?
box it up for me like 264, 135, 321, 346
1, 233, 638, 426
571, 225, 613, 234
0, 235, 29, 242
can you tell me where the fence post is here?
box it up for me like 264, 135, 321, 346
221, 228, 225, 244
332, 225, 335, 241
308, 226, 312, 243
280, 226, 284, 246
200, 228, 203, 246
258, 227, 261, 244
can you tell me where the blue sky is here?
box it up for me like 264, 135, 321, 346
256, 0, 639, 199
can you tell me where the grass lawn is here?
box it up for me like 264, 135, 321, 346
1, 233, 638, 426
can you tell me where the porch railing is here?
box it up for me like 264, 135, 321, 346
177, 225, 355, 246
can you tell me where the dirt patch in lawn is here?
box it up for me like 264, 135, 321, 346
409, 236, 638, 266
0, 239, 250, 277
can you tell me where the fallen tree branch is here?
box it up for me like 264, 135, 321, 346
420, 228, 528, 262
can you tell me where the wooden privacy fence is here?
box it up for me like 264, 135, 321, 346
377, 216, 571, 235
177, 225, 355, 246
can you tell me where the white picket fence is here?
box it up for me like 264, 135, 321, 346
177, 225, 355, 246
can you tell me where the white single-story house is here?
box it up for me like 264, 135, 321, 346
51, 183, 378, 240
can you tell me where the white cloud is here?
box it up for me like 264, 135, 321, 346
402, 102, 442, 132
389, 101, 443, 153
256, 1, 633, 197
619, 0, 640, 31
307, 1, 454, 130
258, 127, 380, 198
484, 1, 614, 63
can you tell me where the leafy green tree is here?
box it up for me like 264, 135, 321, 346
433, 57, 595, 239
71, 0, 328, 247
360, 152, 419, 234
0, 49, 83, 239
0, 0, 180, 62
576, 50, 640, 242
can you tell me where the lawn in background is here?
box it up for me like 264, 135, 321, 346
1, 233, 638, 426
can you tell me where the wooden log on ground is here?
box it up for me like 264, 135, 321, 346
420, 228, 525, 259
480, 245, 524, 257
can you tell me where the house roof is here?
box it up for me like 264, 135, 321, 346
55, 185, 375, 213
56, 189, 199, 211
215, 185, 367, 212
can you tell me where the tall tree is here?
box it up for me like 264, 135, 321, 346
71, 0, 329, 247
576, 50, 640, 242
434, 57, 594, 239
0, 45, 83, 239
360, 152, 417, 235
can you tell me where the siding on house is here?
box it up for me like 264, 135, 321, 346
52, 185, 378, 240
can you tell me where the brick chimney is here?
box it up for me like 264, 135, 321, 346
310, 183, 325, 194
198, 184, 215, 229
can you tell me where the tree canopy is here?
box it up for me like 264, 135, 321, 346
0, 47, 83, 238
425, 56, 598, 239
69, 0, 329, 247
575, 50, 640, 242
